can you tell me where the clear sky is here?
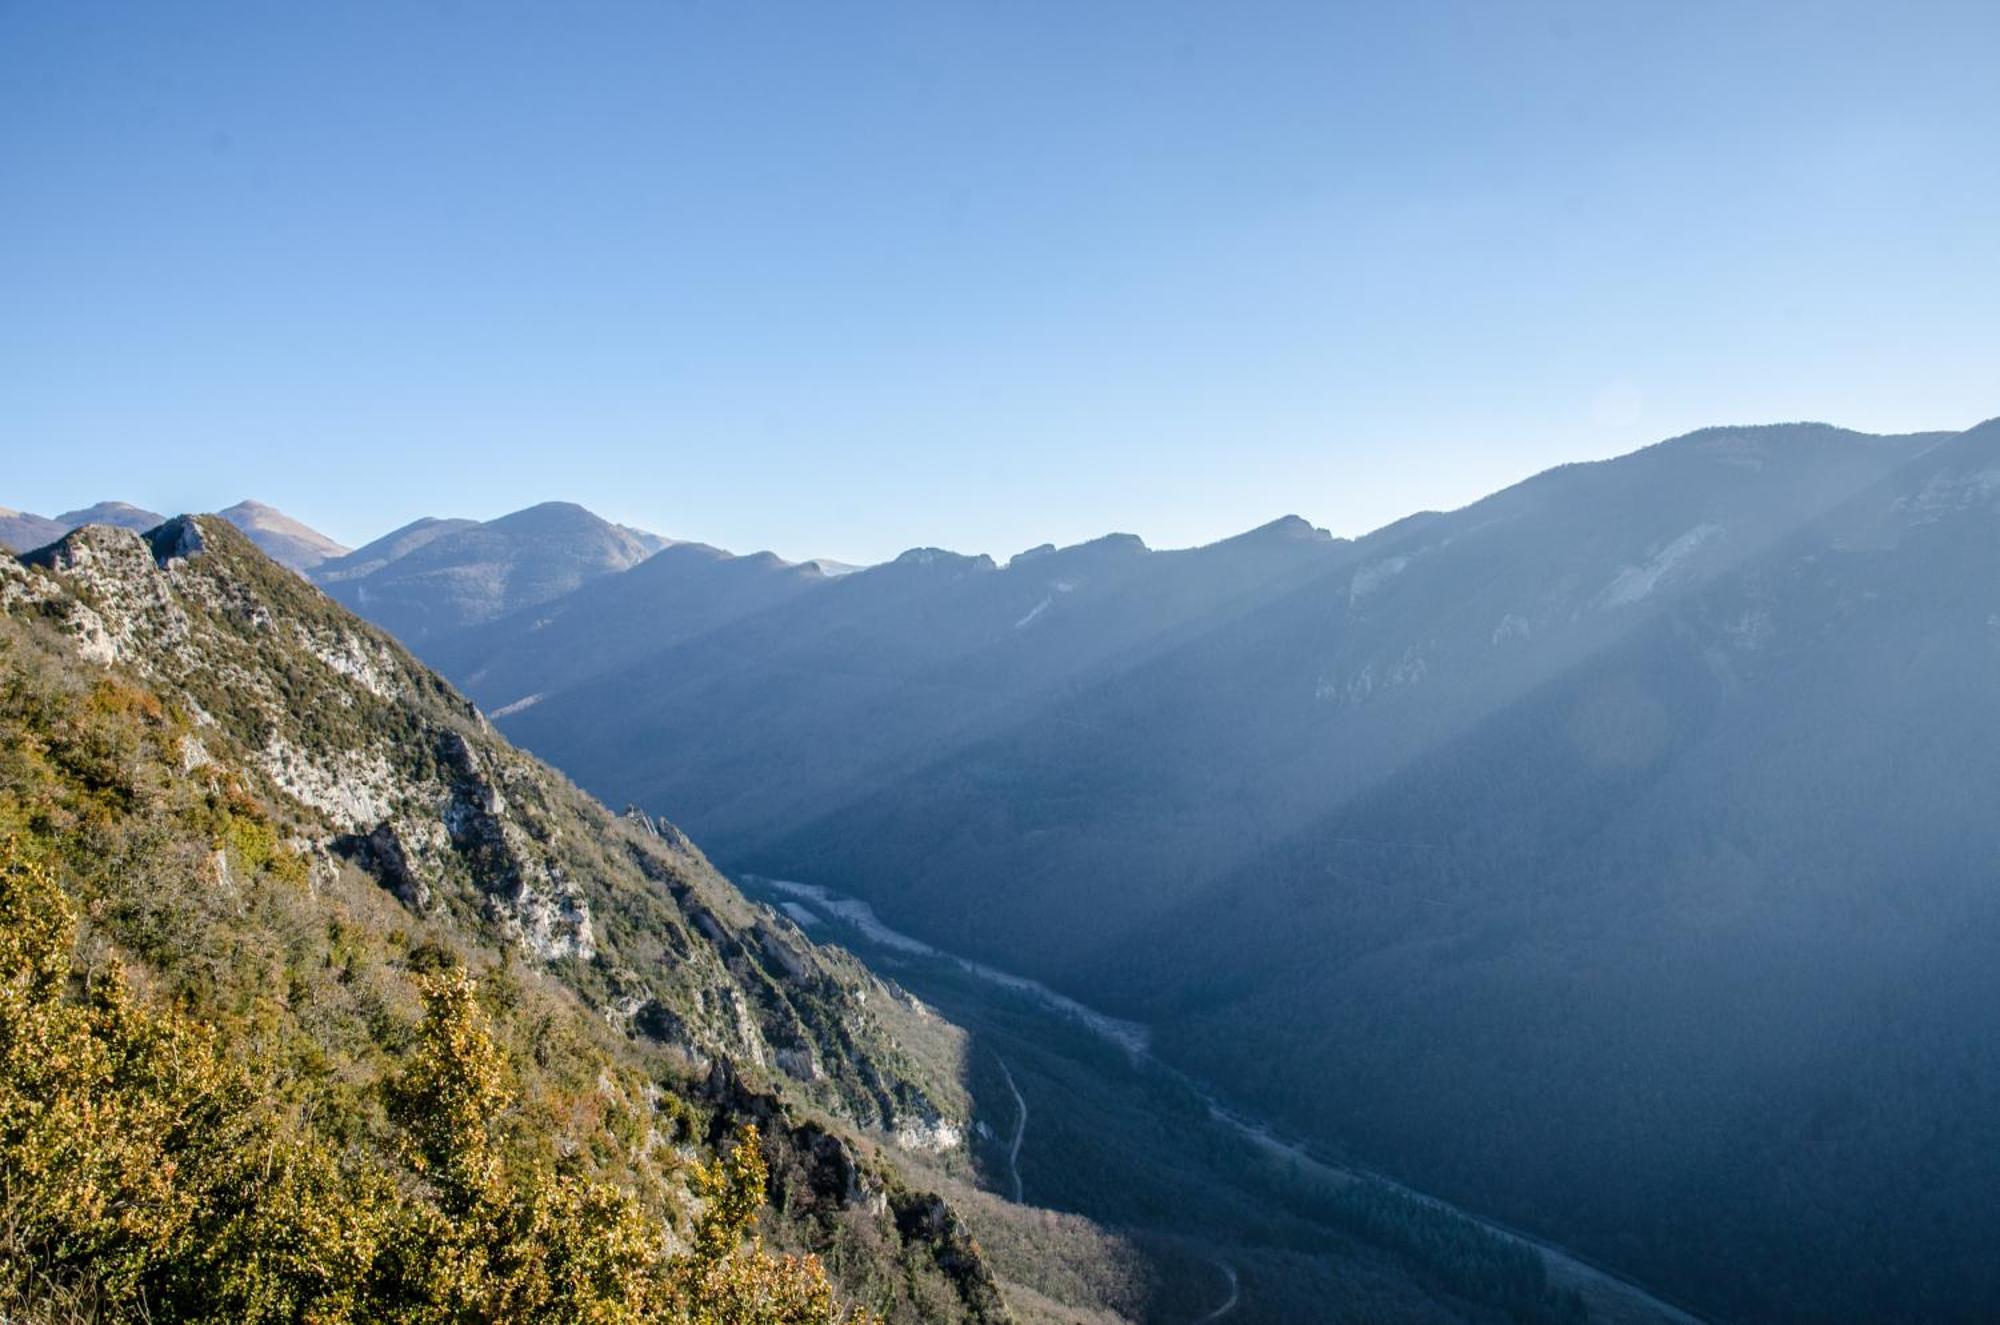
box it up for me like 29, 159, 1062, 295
4, 1, 1996, 564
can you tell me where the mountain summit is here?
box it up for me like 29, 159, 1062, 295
52, 499, 165, 530
217, 498, 351, 570
310, 501, 670, 643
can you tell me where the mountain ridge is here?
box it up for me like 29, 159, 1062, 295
217, 497, 352, 569
395, 414, 1996, 1325
0, 514, 1036, 1323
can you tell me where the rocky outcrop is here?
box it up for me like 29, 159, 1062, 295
3, 517, 1017, 1325
6, 514, 969, 1154
435, 730, 597, 961
892, 1191, 1010, 1323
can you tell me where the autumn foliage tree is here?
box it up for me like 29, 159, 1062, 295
0, 836, 877, 1324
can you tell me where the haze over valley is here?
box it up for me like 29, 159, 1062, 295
13, 411, 2000, 1321
10, 3, 1999, 1320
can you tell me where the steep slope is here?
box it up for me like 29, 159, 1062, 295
312, 515, 482, 583
218, 498, 351, 570
621, 522, 677, 556
0, 507, 67, 553
12, 516, 968, 1144
0, 518, 1015, 1323
499, 515, 1348, 850
316, 501, 663, 643
424, 541, 833, 715
457, 417, 1979, 1323
529, 423, 1934, 977
1113, 418, 2000, 1324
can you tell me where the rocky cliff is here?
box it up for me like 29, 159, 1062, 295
1, 515, 1006, 1323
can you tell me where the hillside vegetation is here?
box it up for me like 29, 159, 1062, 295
0, 520, 1014, 1323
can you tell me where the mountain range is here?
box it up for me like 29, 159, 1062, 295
1, 497, 350, 571
2, 496, 855, 653
334, 416, 1999, 1325
12, 415, 1999, 1321
2, 506, 1639, 1325
0, 515, 1068, 1323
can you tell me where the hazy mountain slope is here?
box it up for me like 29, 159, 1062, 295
620, 522, 676, 555
1103, 419, 2000, 1323
218, 497, 350, 569
52, 498, 165, 529
0, 517, 1036, 1323
316, 501, 662, 643
312, 514, 481, 582
472, 419, 1970, 1322
497, 515, 1349, 848
424, 541, 832, 715
0, 507, 67, 552
737, 423, 1938, 975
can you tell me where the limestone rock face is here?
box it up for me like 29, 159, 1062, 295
6, 515, 969, 1146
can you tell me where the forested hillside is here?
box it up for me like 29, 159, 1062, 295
417, 417, 2000, 1322
0, 519, 1012, 1323
1116, 418, 2000, 1322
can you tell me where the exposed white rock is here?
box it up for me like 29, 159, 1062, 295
293, 622, 398, 699
1601, 523, 1724, 607
1895, 468, 2000, 522
893, 1115, 965, 1154
1349, 554, 1410, 602
490, 692, 544, 718
178, 731, 215, 773
260, 735, 398, 825
1322, 643, 1431, 703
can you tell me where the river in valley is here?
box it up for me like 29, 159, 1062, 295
741, 874, 1707, 1325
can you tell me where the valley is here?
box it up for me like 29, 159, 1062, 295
14, 415, 2000, 1322
13, 7, 1996, 1319
739, 875, 1699, 1325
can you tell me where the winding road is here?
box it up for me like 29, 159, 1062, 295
995, 1054, 1027, 1204
1199, 1097, 1707, 1325
751, 876, 1705, 1325
1189, 1260, 1240, 1323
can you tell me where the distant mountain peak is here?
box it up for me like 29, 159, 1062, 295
217, 499, 350, 572
54, 500, 165, 531
1233, 513, 1333, 543
481, 501, 671, 554
0, 507, 70, 555
489, 500, 606, 531
312, 501, 667, 642
893, 546, 984, 568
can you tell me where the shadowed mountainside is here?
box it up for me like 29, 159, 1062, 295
423, 417, 1998, 1323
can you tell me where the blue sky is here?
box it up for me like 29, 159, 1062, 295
4, 1, 1996, 563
